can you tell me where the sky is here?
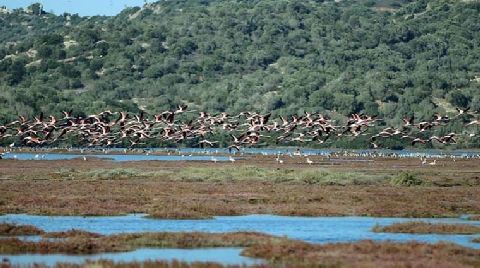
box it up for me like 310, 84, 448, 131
0, 0, 154, 16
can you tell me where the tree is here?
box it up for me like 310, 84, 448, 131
448, 91, 470, 108
7, 60, 26, 85
27, 3, 44, 15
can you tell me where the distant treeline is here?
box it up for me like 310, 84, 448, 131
0, 0, 479, 148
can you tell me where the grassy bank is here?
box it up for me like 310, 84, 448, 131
372, 222, 480, 234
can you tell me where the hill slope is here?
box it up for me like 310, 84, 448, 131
0, 0, 479, 147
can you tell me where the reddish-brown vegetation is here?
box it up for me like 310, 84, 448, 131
0, 223, 44, 235
42, 229, 103, 239
1, 223, 479, 267
0, 229, 287, 255
0, 237, 122, 255
0, 156, 479, 218
243, 240, 480, 267
40, 259, 257, 268
373, 221, 480, 234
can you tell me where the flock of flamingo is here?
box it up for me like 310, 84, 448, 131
0, 106, 479, 151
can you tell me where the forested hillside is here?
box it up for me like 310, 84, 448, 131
0, 0, 479, 148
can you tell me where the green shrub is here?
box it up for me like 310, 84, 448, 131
390, 172, 424, 186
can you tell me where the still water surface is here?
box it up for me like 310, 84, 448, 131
0, 152, 231, 161
1, 214, 479, 248
2, 147, 480, 161
1, 248, 262, 266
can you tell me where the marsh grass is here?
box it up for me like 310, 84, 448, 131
2, 158, 480, 218
50, 168, 172, 180
42, 229, 102, 239
54, 259, 249, 268
106, 232, 283, 249
174, 166, 388, 185
0, 223, 44, 235
390, 172, 426, 186
0, 223, 289, 255
242, 240, 480, 267
1, 225, 479, 267
372, 221, 480, 234
146, 208, 214, 219
46, 166, 390, 186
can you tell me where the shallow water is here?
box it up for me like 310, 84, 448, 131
2, 149, 478, 162
0, 152, 231, 162
1, 214, 479, 249
1, 248, 263, 266
3, 147, 480, 161
0, 235, 62, 242
145, 147, 480, 158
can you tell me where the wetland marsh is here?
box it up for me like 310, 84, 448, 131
1, 152, 480, 267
